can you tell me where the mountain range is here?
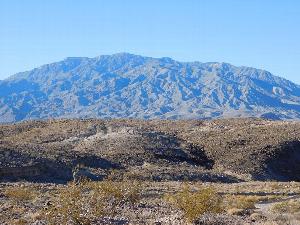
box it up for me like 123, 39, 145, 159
1, 53, 300, 123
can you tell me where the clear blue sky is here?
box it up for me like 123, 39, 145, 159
0, 0, 300, 83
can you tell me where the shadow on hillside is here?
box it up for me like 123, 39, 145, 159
143, 131, 214, 169
264, 140, 300, 181
0, 149, 120, 183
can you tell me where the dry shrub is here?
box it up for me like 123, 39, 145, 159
165, 185, 223, 222
271, 200, 300, 213
11, 219, 28, 225
42, 179, 141, 225
4, 186, 37, 203
225, 195, 258, 210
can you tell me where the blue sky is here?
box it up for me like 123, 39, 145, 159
0, 0, 300, 83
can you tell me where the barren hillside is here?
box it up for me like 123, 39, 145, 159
1, 118, 300, 182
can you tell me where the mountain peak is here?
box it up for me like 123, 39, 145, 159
0, 53, 300, 123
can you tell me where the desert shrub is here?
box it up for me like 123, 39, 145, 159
42, 179, 141, 225
11, 219, 28, 225
225, 195, 258, 210
4, 186, 37, 203
271, 200, 300, 213
165, 185, 223, 222
2, 187, 38, 225
87, 179, 141, 206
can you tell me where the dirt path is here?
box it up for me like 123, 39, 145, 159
255, 195, 300, 215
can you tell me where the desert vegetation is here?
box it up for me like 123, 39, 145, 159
2, 180, 300, 224
42, 179, 141, 225
1, 118, 300, 224
165, 185, 223, 222
1, 179, 142, 225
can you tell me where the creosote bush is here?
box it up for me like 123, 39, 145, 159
165, 185, 223, 222
42, 179, 141, 225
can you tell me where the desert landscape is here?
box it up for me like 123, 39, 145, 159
1, 1, 300, 224
1, 118, 300, 224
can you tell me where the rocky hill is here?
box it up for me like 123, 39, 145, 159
1, 53, 300, 122
1, 118, 300, 182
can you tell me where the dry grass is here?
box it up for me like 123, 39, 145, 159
225, 195, 259, 210
4, 186, 37, 202
271, 199, 300, 214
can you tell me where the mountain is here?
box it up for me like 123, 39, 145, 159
1, 53, 300, 123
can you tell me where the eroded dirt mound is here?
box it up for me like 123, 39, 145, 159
1, 118, 300, 182
0, 120, 214, 182
151, 119, 300, 181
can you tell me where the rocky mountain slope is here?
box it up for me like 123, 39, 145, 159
1, 118, 300, 182
1, 53, 300, 122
